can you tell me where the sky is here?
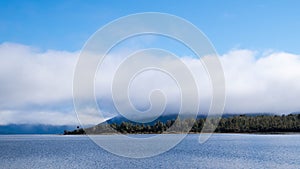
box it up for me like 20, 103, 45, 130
1, 0, 300, 54
0, 1, 300, 125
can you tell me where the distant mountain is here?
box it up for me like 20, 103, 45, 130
65, 113, 300, 135
106, 114, 208, 125
221, 112, 275, 118
105, 113, 276, 125
0, 124, 77, 134
0, 113, 280, 134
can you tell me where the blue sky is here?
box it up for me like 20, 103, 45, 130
1, 0, 300, 54
1, 1, 300, 125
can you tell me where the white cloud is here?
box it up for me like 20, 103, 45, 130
222, 50, 300, 113
0, 42, 77, 108
0, 42, 78, 125
0, 110, 78, 126
0, 42, 300, 125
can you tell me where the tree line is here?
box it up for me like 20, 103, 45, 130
64, 114, 300, 135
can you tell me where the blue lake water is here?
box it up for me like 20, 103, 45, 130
0, 134, 299, 169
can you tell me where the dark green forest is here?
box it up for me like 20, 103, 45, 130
64, 114, 300, 135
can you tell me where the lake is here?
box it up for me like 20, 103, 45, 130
0, 134, 299, 169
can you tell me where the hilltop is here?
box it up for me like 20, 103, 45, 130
64, 113, 300, 135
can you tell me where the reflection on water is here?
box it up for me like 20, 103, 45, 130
0, 134, 299, 169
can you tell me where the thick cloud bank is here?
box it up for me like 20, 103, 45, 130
0, 42, 299, 125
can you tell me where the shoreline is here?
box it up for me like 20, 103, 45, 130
1, 132, 300, 136
63, 131, 300, 136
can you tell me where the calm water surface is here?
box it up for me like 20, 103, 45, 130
0, 134, 299, 169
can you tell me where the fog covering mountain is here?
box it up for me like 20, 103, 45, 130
105, 112, 279, 125
2, 112, 299, 134
0, 124, 76, 134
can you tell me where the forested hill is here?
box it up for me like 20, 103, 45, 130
64, 114, 300, 135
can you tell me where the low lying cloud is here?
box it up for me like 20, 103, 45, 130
0, 43, 77, 125
0, 42, 300, 125
222, 50, 300, 113
96, 49, 300, 116
0, 43, 76, 107
0, 110, 78, 126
